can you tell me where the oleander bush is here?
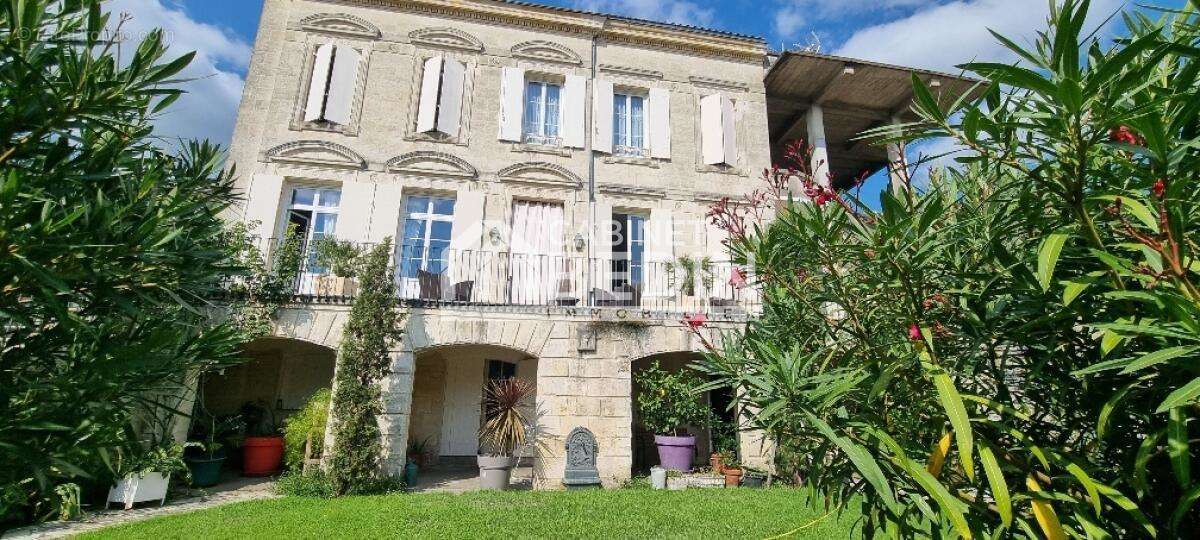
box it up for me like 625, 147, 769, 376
700, 1, 1200, 537
0, 1, 246, 525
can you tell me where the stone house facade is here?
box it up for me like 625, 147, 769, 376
216, 0, 973, 488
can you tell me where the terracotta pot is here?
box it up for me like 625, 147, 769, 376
723, 467, 743, 487
242, 436, 284, 477
710, 453, 724, 474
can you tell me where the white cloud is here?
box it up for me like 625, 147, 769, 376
834, 0, 1124, 72
774, 7, 806, 41
104, 0, 251, 147
571, 0, 715, 28
772, 0, 928, 42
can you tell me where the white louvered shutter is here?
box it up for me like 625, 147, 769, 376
450, 191, 485, 253
592, 201, 613, 293
720, 95, 737, 166
366, 184, 402, 244
592, 79, 614, 154
437, 59, 466, 136
560, 74, 586, 148
244, 174, 285, 242
336, 181, 376, 242
647, 87, 671, 159
304, 43, 335, 122
645, 208, 675, 298
700, 93, 725, 165
498, 66, 526, 142
416, 56, 443, 133
324, 46, 360, 126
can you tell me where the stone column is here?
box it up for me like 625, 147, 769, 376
378, 350, 416, 476
886, 115, 909, 193
806, 105, 831, 187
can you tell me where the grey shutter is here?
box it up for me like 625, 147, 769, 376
324, 45, 360, 126
592, 79, 614, 154
304, 43, 334, 122
498, 66, 525, 142
416, 56, 443, 133
647, 87, 671, 159
560, 74, 586, 148
436, 59, 466, 136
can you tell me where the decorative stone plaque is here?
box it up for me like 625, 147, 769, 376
562, 427, 602, 488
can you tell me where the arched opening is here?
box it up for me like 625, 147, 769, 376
631, 352, 736, 475
201, 337, 337, 425
408, 344, 538, 490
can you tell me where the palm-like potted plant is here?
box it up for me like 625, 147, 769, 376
721, 453, 743, 487
108, 441, 191, 509
477, 378, 535, 491
313, 237, 362, 298
185, 410, 243, 487
635, 362, 711, 471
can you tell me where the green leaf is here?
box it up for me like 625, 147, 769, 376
1097, 484, 1157, 537
979, 444, 1012, 526
1168, 408, 1191, 488
1064, 462, 1102, 516
1098, 383, 1134, 440
1037, 232, 1069, 291
1062, 277, 1094, 306
932, 371, 974, 481
1090, 195, 1158, 231
1132, 431, 1162, 497
1170, 485, 1200, 533
1157, 377, 1200, 413
803, 412, 900, 512
1121, 346, 1199, 374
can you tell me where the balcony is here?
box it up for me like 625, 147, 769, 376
228, 240, 760, 321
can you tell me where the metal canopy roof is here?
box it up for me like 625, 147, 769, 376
766, 50, 986, 186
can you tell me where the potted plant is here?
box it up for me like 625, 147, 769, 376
675, 256, 699, 300
239, 400, 284, 477
407, 436, 433, 468
185, 412, 244, 487
635, 362, 711, 472
313, 237, 361, 297
477, 378, 535, 491
722, 456, 743, 487
107, 441, 190, 510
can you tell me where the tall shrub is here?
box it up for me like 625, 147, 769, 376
326, 240, 403, 495
701, 1, 1200, 536
0, 1, 244, 524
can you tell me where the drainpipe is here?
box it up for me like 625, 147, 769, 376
586, 28, 600, 286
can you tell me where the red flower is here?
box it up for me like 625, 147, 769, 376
1109, 125, 1142, 146
729, 267, 748, 289
1153, 178, 1166, 199
684, 313, 708, 329
908, 324, 924, 342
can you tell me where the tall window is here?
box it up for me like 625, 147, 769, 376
399, 195, 456, 279
613, 93, 646, 157
611, 213, 645, 289
286, 187, 341, 271
522, 80, 561, 145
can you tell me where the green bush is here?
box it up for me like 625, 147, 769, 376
635, 362, 711, 436
284, 389, 332, 471
0, 1, 245, 525
700, 1, 1200, 537
327, 240, 404, 496
274, 470, 335, 499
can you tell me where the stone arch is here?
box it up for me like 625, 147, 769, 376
409, 27, 484, 52
497, 161, 584, 189
264, 140, 367, 170
385, 151, 478, 179
511, 40, 582, 65
298, 13, 381, 39
402, 313, 557, 359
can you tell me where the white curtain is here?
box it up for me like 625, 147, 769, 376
509, 201, 564, 304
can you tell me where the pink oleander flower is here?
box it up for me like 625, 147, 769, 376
684, 313, 708, 329
729, 267, 747, 289
908, 324, 924, 342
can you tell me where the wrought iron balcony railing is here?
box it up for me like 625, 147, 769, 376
226, 239, 759, 319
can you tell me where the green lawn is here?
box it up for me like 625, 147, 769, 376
82, 488, 863, 539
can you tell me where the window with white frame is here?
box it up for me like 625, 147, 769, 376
522, 80, 561, 146
286, 187, 341, 272
399, 195, 456, 279
612, 93, 647, 157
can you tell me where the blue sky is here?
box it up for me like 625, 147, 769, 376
113, 0, 1177, 198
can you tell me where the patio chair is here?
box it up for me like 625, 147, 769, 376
450, 280, 474, 302
418, 270, 442, 301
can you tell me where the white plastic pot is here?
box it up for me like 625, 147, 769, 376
650, 466, 667, 490
107, 472, 171, 510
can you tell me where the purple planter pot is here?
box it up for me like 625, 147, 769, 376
654, 434, 697, 472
